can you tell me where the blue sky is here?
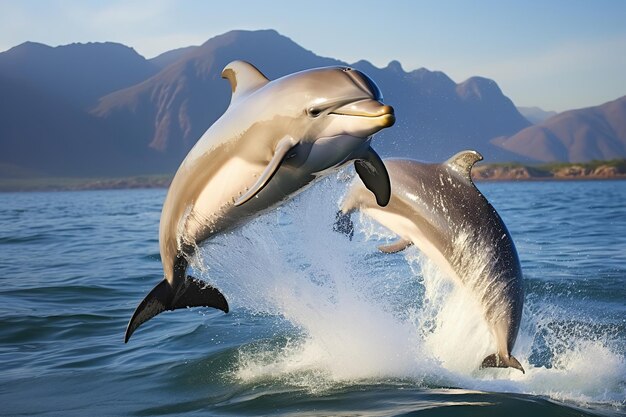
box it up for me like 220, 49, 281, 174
1, 0, 625, 111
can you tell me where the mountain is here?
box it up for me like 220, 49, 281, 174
517, 106, 558, 124
0, 73, 139, 177
342, 60, 531, 161
0, 41, 166, 176
150, 46, 199, 69
91, 30, 346, 171
493, 96, 626, 162
92, 29, 530, 171
1, 29, 573, 179
0, 41, 159, 108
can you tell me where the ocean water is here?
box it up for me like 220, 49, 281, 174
0, 178, 624, 416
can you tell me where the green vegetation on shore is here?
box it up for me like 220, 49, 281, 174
539, 159, 626, 172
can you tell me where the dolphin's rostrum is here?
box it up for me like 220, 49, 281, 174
125, 61, 395, 342
337, 151, 525, 373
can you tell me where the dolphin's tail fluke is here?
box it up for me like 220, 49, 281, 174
480, 353, 525, 374
124, 276, 229, 343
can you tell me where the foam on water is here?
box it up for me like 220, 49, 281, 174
194, 176, 625, 409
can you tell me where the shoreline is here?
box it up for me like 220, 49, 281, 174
473, 175, 626, 182
0, 175, 173, 192
1, 170, 625, 192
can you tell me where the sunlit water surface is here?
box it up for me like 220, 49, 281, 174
0, 178, 624, 416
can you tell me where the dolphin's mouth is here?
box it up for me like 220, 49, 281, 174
330, 99, 395, 127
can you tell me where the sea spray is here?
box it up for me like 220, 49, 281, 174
193, 175, 625, 408
195, 177, 441, 384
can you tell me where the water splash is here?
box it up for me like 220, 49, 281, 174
194, 176, 625, 410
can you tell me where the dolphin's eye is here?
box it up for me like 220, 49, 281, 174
342, 67, 352, 72
307, 107, 323, 118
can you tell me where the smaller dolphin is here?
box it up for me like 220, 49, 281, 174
125, 61, 395, 342
337, 151, 525, 373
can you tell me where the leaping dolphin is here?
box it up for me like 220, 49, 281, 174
125, 61, 395, 342
337, 151, 525, 373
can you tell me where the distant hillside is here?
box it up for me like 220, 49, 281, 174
0, 41, 158, 108
149, 46, 199, 69
493, 96, 626, 162
91, 30, 345, 171
92, 29, 530, 172
517, 106, 558, 124
2, 29, 623, 178
0, 73, 131, 177
348, 60, 530, 161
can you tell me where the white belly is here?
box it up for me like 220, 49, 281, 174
183, 157, 262, 241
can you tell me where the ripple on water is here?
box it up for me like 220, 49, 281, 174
0, 183, 624, 416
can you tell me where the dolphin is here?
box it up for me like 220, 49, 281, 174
125, 61, 395, 342
337, 151, 525, 373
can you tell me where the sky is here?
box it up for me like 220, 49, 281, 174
1, 0, 625, 112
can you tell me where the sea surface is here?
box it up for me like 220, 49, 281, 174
0, 178, 624, 416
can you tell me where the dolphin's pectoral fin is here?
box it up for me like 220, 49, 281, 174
221, 60, 269, 104
124, 277, 229, 343
354, 147, 391, 207
235, 136, 298, 207
378, 238, 413, 254
333, 210, 355, 240
445, 150, 483, 182
480, 353, 525, 374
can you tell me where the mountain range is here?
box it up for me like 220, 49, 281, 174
494, 96, 626, 162
1, 29, 624, 178
516, 106, 558, 124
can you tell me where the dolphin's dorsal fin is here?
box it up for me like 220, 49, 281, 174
221, 60, 269, 105
445, 150, 483, 182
